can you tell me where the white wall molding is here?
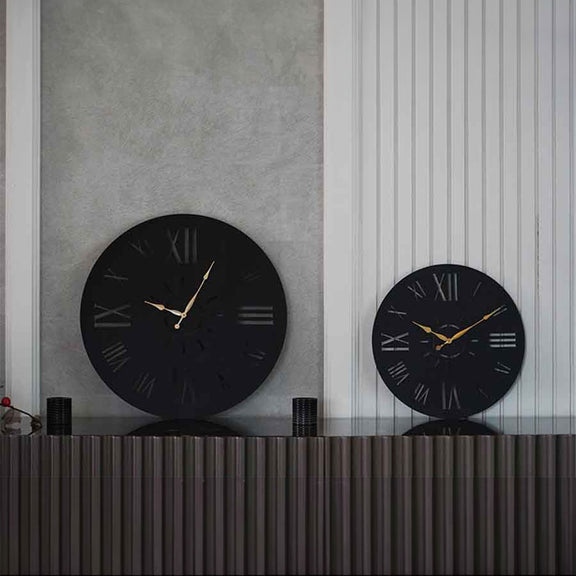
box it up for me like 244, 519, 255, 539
325, 0, 576, 428
5, 0, 41, 412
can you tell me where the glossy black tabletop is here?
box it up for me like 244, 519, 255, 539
2, 414, 576, 437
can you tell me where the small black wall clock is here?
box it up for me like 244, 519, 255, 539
81, 215, 287, 418
372, 264, 525, 418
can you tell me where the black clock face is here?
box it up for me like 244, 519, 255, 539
81, 215, 287, 418
372, 264, 525, 418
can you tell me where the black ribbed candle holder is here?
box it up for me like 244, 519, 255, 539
46, 397, 72, 435
292, 397, 318, 437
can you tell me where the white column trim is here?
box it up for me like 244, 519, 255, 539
5, 0, 41, 413
324, 0, 363, 418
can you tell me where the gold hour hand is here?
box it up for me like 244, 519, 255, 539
411, 321, 449, 342
144, 301, 182, 317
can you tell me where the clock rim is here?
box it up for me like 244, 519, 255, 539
372, 263, 526, 419
80, 213, 288, 418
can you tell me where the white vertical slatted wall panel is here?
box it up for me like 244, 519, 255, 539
325, 0, 576, 426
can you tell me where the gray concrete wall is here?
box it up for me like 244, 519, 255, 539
41, 0, 323, 416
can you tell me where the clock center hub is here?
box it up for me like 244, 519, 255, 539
437, 323, 465, 359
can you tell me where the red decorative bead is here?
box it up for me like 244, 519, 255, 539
1, 397, 11, 407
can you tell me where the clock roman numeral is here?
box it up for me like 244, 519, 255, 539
134, 372, 156, 398
242, 270, 262, 284
492, 305, 508, 318
246, 349, 267, 362
442, 383, 462, 410
489, 332, 517, 348
433, 273, 459, 301
413, 383, 430, 406
387, 361, 409, 386
237, 306, 274, 326
380, 332, 409, 352
180, 380, 196, 405
407, 281, 426, 300
167, 227, 197, 264
387, 306, 407, 317
494, 361, 512, 375
129, 238, 152, 258
102, 341, 131, 373
104, 268, 128, 282
94, 304, 131, 328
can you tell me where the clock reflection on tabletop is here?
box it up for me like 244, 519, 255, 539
405, 419, 498, 436
129, 419, 239, 437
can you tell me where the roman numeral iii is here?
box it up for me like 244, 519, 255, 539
237, 306, 274, 326
102, 341, 131, 373
433, 273, 459, 301
489, 333, 517, 348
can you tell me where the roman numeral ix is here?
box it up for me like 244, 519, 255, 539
381, 332, 409, 352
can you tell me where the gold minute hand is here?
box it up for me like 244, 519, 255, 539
436, 306, 504, 350
174, 261, 215, 330
411, 321, 450, 342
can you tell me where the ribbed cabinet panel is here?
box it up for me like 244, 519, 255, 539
1, 435, 575, 575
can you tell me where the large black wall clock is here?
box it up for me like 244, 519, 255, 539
81, 214, 287, 418
372, 264, 525, 418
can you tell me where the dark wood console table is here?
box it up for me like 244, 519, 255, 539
1, 426, 575, 575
